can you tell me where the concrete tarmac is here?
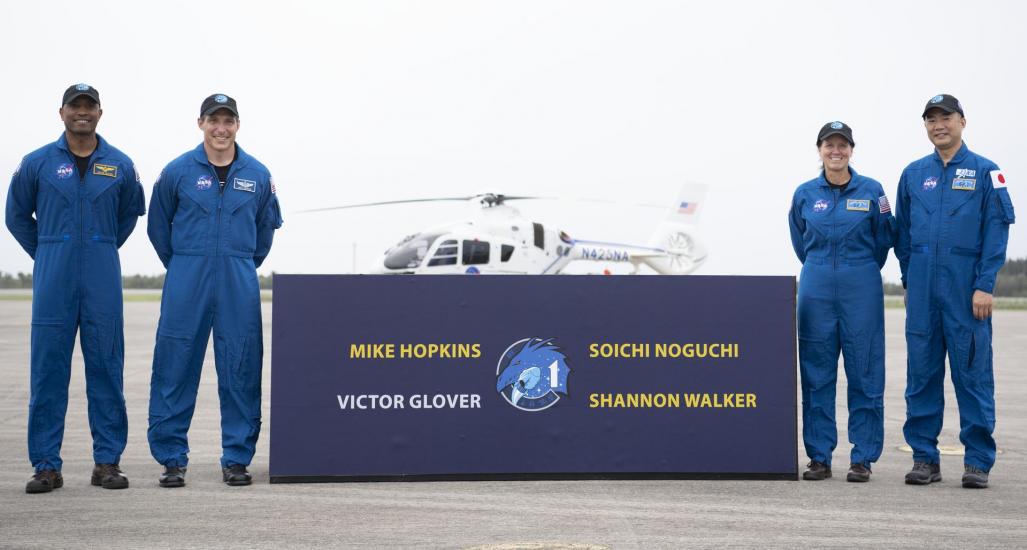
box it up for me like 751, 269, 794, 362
0, 298, 1025, 549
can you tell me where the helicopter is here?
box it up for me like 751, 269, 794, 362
301, 184, 708, 275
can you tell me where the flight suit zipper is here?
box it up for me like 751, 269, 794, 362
211, 164, 225, 317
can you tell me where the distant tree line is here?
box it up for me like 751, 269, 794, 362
1, 260, 1025, 295
0, 271, 275, 290
883, 257, 1027, 297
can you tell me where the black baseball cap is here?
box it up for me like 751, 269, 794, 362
62, 83, 100, 106
200, 93, 239, 117
922, 94, 964, 118
817, 121, 854, 146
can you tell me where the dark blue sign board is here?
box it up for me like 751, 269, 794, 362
270, 275, 797, 482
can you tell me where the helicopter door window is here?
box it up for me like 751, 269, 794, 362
462, 240, 490, 265
427, 239, 459, 266
532, 223, 544, 249
501, 244, 514, 262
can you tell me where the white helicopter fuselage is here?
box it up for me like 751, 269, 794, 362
373, 199, 707, 275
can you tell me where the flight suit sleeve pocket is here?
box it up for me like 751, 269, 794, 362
998, 191, 1015, 224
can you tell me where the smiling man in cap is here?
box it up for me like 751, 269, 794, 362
895, 94, 1016, 488
6, 84, 145, 493
146, 93, 282, 488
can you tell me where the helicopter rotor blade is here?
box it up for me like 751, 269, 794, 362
295, 197, 474, 213
295, 194, 550, 213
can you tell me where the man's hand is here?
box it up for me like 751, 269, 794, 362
972, 290, 994, 320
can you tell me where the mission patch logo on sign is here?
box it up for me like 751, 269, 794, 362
495, 338, 571, 412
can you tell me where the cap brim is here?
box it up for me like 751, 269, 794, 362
201, 105, 239, 117
922, 105, 958, 118
818, 130, 854, 145
63, 92, 99, 105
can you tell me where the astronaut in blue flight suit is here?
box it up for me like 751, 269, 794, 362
896, 95, 1015, 489
789, 121, 894, 483
6, 84, 145, 493
146, 94, 282, 487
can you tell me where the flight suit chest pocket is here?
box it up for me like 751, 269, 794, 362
947, 190, 983, 246
226, 193, 257, 253
172, 187, 213, 247
908, 191, 936, 239
88, 179, 120, 237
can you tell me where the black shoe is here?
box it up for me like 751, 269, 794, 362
159, 466, 186, 488
91, 463, 129, 490
962, 465, 989, 489
846, 463, 872, 482
905, 461, 941, 485
25, 470, 63, 494
222, 464, 252, 486
802, 461, 832, 480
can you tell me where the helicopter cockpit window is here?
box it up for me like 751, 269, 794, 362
462, 240, 490, 265
384, 232, 443, 269
501, 244, 514, 262
428, 239, 459, 266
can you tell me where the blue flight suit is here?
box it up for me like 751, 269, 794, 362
789, 168, 894, 467
5, 134, 145, 472
895, 143, 1015, 472
146, 143, 282, 469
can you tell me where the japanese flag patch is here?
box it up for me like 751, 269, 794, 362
991, 170, 1007, 189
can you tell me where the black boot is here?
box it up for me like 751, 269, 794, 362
222, 464, 252, 486
26, 470, 63, 494
159, 466, 187, 488
846, 463, 871, 482
904, 462, 941, 485
91, 463, 129, 489
961, 465, 989, 489
802, 461, 832, 480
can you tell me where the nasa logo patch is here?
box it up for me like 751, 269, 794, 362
922, 176, 938, 191
75, 83, 90, 91
196, 175, 213, 190
56, 163, 74, 179
813, 199, 830, 213
496, 338, 571, 412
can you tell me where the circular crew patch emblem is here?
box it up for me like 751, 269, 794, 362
812, 199, 830, 213
495, 338, 571, 412
830, 121, 843, 129
196, 175, 213, 190
56, 163, 74, 179
922, 176, 938, 191
930, 95, 944, 104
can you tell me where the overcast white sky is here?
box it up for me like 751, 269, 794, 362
1, 0, 1023, 282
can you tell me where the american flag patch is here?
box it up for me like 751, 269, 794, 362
678, 201, 698, 214
879, 195, 891, 214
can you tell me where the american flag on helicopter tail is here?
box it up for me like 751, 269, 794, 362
879, 195, 891, 214
678, 201, 698, 214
